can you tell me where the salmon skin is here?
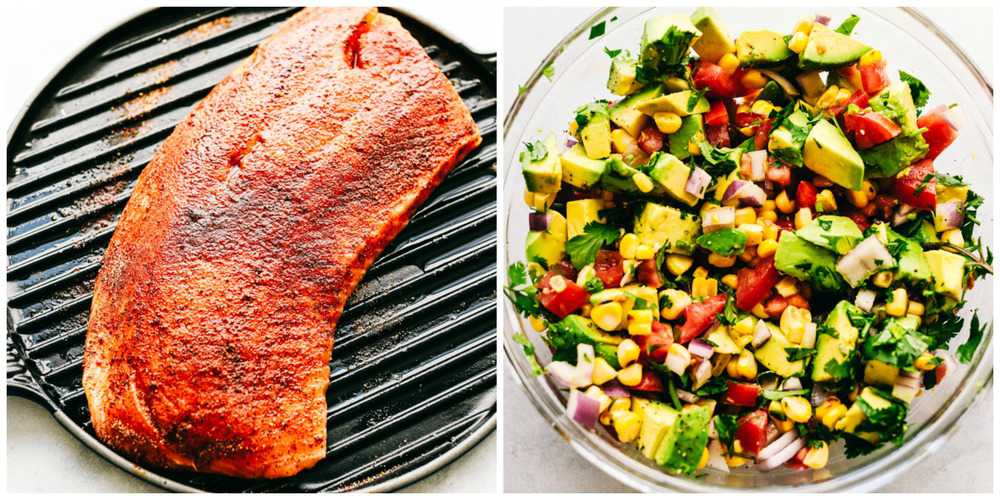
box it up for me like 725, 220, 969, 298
82, 7, 481, 479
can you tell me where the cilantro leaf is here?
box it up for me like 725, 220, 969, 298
696, 228, 747, 256
855, 388, 908, 445
589, 20, 606, 40
695, 377, 728, 396
603, 47, 622, 59
713, 414, 738, 450
785, 347, 816, 362
565, 222, 620, 269
583, 275, 605, 293
504, 262, 541, 317
521, 140, 548, 162
899, 70, 930, 114
956, 312, 987, 363
513, 332, 544, 375
859, 128, 930, 178
637, 25, 695, 83
835, 14, 861, 35
542, 63, 555, 81
861, 319, 928, 368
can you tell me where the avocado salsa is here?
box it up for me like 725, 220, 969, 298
506, 9, 991, 476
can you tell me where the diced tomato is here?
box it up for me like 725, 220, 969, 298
795, 180, 817, 209
766, 163, 791, 186
705, 100, 730, 127
638, 126, 664, 154
678, 294, 727, 344
706, 123, 731, 147
917, 105, 959, 160
538, 272, 589, 318
837, 65, 862, 89
893, 159, 937, 210
735, 257, 779, 311
754, 117, 773, 150
831, 89, 871, 117
764, 295, 788, 317
775, 217, 794, 231
786, 294, 809, 309
860, 59, 889, 95
727, 381, 762, 408
846, 210, 871, 231
843, 110, 901, 149
636, 321, 674, 363
636, 259, 663, 288
873, 194, 899, 219
734, 112, 759, 128
693, 61, 746, 98
735, 409, 768, 454
594, 250, 624, 289
548, 261, 578, 280
935, 358, 948, 384
631, 370, 665, 393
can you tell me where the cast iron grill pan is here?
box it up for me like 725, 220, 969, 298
6, 7, 496, 493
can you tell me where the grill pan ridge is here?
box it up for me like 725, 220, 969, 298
6, 7, 496, 493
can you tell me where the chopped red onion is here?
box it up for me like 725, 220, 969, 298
575, 344, 595, 383
800, 322, 817, 349
764, 422, 780, 446
724, 179, 766, 207
707, 440, 730, 472
782, 377, 802, 391
685, 167, 712, 199
758, 429, 799, 460
528, 212, 549, 231
688, 338, 715, 359
893, 371, 922, 402
892, 203, 917, 226
722, 180, 748, 203
666, 348, 691, 375
752, 320, 772, 348
677, 388, 700, 403
566, 389, 601, 429
602, 380, 631, 399
935, 201, 964, 230
855, 289, 877, 312
566, 138, 578, 148
757, 437, 805, 470
690, 358, 713, 390
546, 361, 580, 389
702, 206, 736, 233
743, 150, 768, 181
811, 384, 830, 407
836, 235, 895, 287
814, 14, 831, 25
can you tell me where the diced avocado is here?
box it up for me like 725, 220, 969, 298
668, 114, 704, 160
634, 202, 700, 255
886, 228, 930, 283
796, 71, 827, 105
774, 231, 845, 292
574, 101, 612, 159
635, 90, 710, 117
640, 15, 701, 79
755, 324, 805, 377
839, 387, 895, 442
560, 144, 607, 189
863, 359, 900, 387
601, 155, 643, 194
560, 315, 625, 346
869, 81, 918, 132
690, 7, 736, 63
756, 80, 791, 106
910, 219, 940, 246
654, 404, 711, 476
520, 135, 562, 193
713, 168, 740, 203
768, 108, 814, 167
924, 250, 966, 300
812, 300, 864, 382
647, 152, 699, 206
797, 215, 863, 255
610, 85, 664, 137
525, 209, 566, 267
799, 23, 871, 70
706, 324, 740, 354
804, 118, 865, 190
566, 199, 605, 239
637, 400, 679, 459
937, 184, 970, 205
608, 54, 643, 96
735, 30, 792, 67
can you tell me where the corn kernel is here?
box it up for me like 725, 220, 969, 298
803, 442, 829, 469
708, 253, 737, 268
619, 233, 639, 259
611, 409, 642, 443
628, 309, 653, 324
635, 243, 655, 260
568, 120, 579, 136
775, 277, 799, 298
617, 338, 641, 367
584, 385, 612, 414
719, 52, 740, 73
733, 316, 756, 336
941, 228, 965, 246
591, 301, 624, 331
794, 18, 814, 35
872, 270, 894, 288
886, 288, 909, 317
628, 321, 652, 336
737, 223, 764, 246
740, 69, 767, 90
848, 188, 869, 208
617, 363, 643, 386
751, 302, 768, 319
740, 246, 756, 263
633, 172, 654, 193
821, 403, 847, 429
751, 100, 774, 116
611, 128, 638, 154
549, 275, 567, 293
592, 357, 618, 385
860, 49, 882, 67
734, 207, 757, 225
653, 112, 682, 134
722, 273, 739, 288
693, 266, 709, 279
692, 277, 718, 298
775, 190, 795, 214
725, 453, 749, 467
794, 207, 813, 230
914, 352, 939, 371
788, 32, 808, 54
688, 139, 701, 156
529, 316, 546, 332
763, 199, 777, 212
739, 126, 755, 137
816, 85, 841, 110
666, 254, 694, 276
726, 357, 740, 378
736, 349, 757, 379
907, 300, 924, 316
780, 305, 812, 343
762, 221, 780, 241
757, 239, 779, 258
659, 289, 692, 320
697, 447, 710, 469
781, 396, 813, 423
758, 209, 778, 223
610, 397, 632, 414
816, 189, 838, 212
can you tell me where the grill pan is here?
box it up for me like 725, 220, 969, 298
5, 7, 496, 493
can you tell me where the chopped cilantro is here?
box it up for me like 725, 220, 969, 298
521, 140, 548, 162
785, 347, 816, 362
835, 14, 861, 35
603, 47, 622, 58
542, 63, 555, 81
504, 262, 541, 317
589, 20, 606, 40
956, 312, 987, 363
565, 222, 620, 268
695, 377, 728, 397
696, 228, 747, 256
899, 70, 930, 114
761, 388, 810, 400
583, 275, 605, 293
713, 414, 738, 450
513, 332, 544, 375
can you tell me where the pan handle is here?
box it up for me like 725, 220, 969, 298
7, 337, 53, 409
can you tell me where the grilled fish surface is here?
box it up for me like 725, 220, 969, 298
83, 7, 481, 479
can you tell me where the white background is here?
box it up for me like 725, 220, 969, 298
3, 2, 497, 493
502, 6, 993, 493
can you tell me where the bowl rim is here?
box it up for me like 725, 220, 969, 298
501, 6, 994, 492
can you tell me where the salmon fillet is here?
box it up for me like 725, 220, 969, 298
82, 7, 481, 479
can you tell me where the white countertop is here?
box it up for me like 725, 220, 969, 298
4, 3, 496, 493
502, 6, 992, 493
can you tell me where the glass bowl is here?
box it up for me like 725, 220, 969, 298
502, 7, 993, 492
